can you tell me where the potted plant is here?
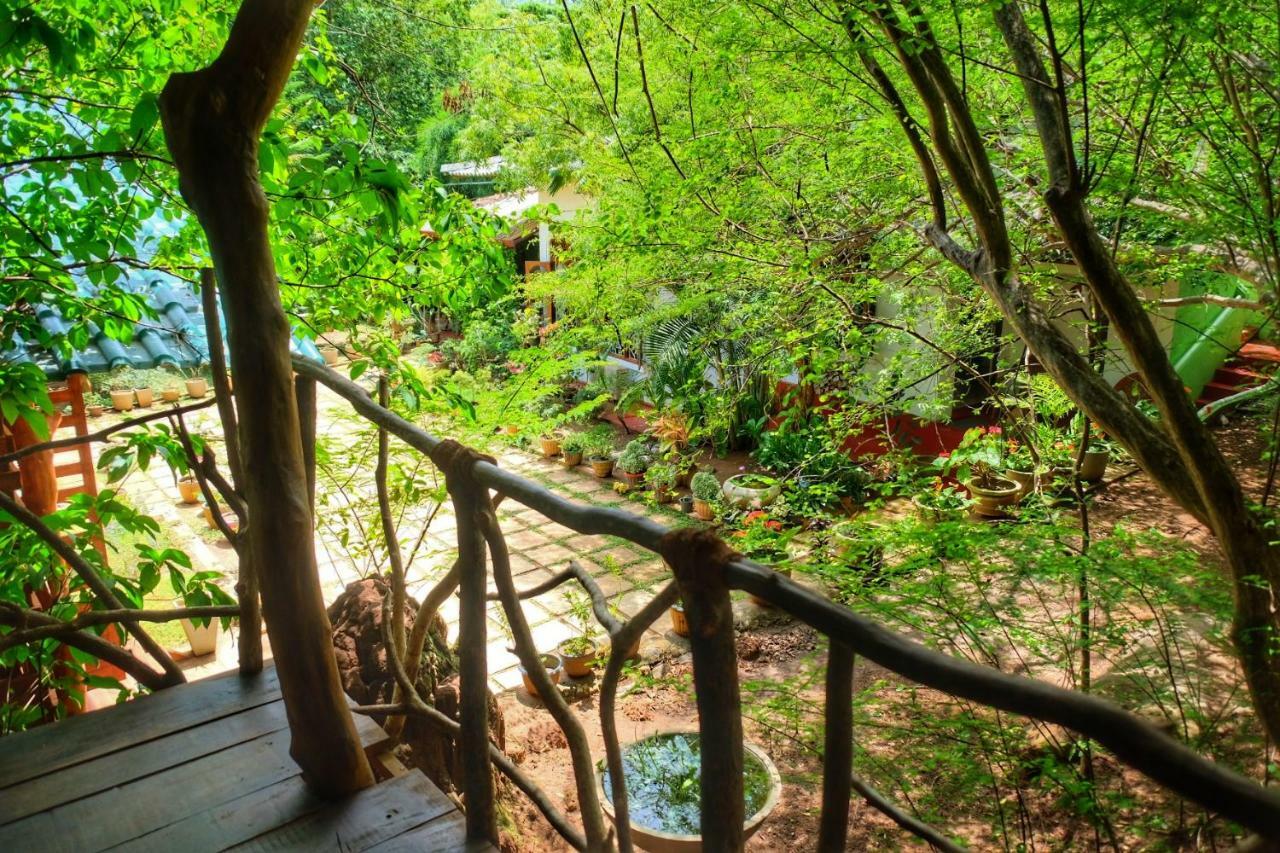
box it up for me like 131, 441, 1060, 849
941, 427, 1019, 517
646, 463, 677, 503
160, 385, 181, 403
1078, 429, 1113, 482
184, 373, 208, 398
733, 512, 795, 606
108, 384, 135, 412
721, 472, 782, 509
912, 479, 973, 523
177, 475, 202, 505
134, 385, 154, 408
615, 439, 649, 488
1003, 436, 1036, 498
539, 432, 562, 458
519, 652, 564, 699
830, 519, 885, 572
173, 603, 220, 657
690, 472, 720, 521
556, 590, 599, 678
586, 431, 616, 478
85, 392, 108, 417
560, 432, 586, 468
598, 731, 783, 852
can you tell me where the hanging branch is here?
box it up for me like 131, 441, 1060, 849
0, 605, 171, 692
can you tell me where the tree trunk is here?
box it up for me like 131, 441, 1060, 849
158, 0, 373, 797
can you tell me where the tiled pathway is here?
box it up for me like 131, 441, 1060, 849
102, 386, 695, 693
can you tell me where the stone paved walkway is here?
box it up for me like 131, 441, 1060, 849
99, 385, 697, 693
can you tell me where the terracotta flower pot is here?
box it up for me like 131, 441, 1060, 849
163, 388, 182, 403
562, 450, 583, 468
557, 638, 598, 678
653, 486, 672, 504
185, 377, 208, 398
965, 475, 1020, 517
669, 602, 690, 637
539, 437, 562, 458
322, 348, 340, 365
520, 653, 564, 699
87, 404, 105, 417
177, 477, 201, 505
134, 388, 153, 408
109, 390, 135, 412
589, 457, 614, 478
692, 499, 714, 521
617, 469, 645, 488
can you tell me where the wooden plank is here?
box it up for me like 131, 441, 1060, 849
0, 699, 294, 825
109, 774, 322, 853
3, 728, 301, 852
0, 667, 282, 791
363, 811, 487, 853
225, 771, 456, 852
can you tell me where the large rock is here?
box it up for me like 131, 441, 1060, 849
328, 577, 504, 792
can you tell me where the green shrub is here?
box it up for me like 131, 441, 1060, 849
616, 439, 649, 474
690, 471, 720, 502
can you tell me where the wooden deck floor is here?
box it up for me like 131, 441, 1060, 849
0, 666, 488, 852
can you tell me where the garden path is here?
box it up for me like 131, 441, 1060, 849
96, 384, 690, 693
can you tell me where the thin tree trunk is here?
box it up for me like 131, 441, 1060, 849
159, 0, 373, 797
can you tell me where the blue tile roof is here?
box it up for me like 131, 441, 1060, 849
5, 278, 324, 379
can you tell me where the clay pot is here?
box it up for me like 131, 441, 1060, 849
519, 653, 564, 699
653, 486, 672, 504
134, 388, 154, 408
1079, 449, 1109, 482
589, 457, 614, 478
86, 404, 105, 417
556, 638, 598, 678
109, 390, 135, 412
177, 477, 201, 505
1005, 468, 1035, 499
185, 377, 208, 398
322, 348, 340, 366
692, 499, 715, 521
161, 388, 181, 403
965, 475, 1020, 518
670, 602, 690, 637
617, 469, 645, 488
562, 450, 583, 468
911, 494, 967, 524
722, 474, 782, 509
539, 437, 562, 458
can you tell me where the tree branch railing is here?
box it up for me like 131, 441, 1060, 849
294, 354, 1280, 849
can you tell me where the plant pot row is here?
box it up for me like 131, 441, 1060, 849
101, 379, 209, 413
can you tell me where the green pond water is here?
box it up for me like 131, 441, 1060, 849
601, 733, 772, 836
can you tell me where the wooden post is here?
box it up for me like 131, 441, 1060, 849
159, 0, 373, 797
817, 642, 854, 851
431, 440, 496, 843
661, 528, 745, 852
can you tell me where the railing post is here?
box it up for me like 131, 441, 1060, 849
433, 441, 496, 844
817, 642, 854, 851
661, 529, 744, 852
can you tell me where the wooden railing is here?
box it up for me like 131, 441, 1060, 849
292, 356, 1280, 850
